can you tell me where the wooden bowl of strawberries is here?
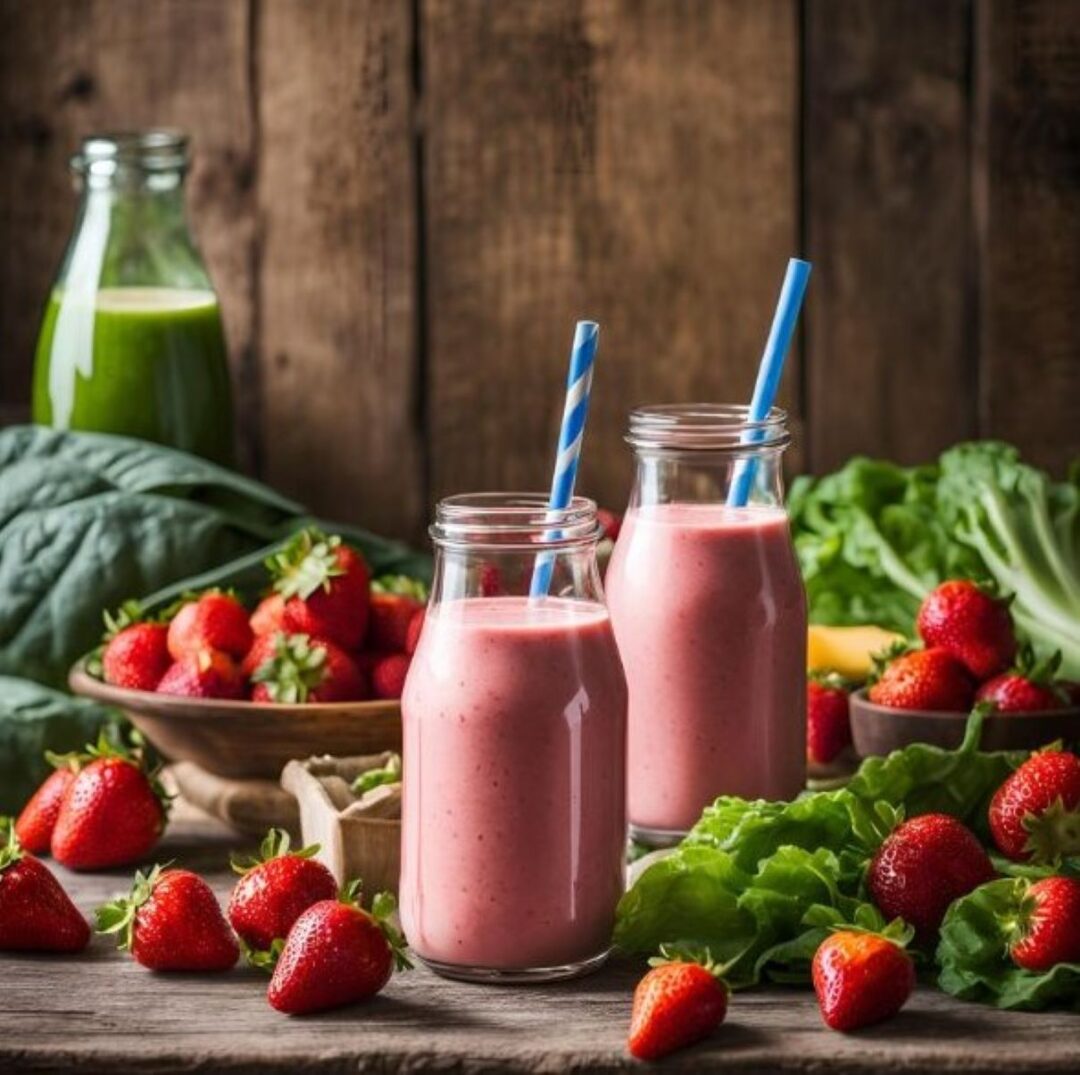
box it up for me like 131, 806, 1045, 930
69, 529, 426, 780
850, 580, 1080, 757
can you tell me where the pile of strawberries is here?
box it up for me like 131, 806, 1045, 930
629, 745, 1080, 1058
1, 815, 407, 1015
97, 528, 427, 704
872, 579, 1075, 713
807, 579, 1077, 768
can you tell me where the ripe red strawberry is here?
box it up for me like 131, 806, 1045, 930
250, 593, 286, 637
227, 828, 338, 957
628, 949, 728, 1060
97, 865, 238, 971
597, 508, 622, 542
267, 885, 409, 1014
988, 750, 1080, 862
478, 563, 502, 597
0, 822, 90, 952
1008, 876, 1080, 971
14, 759, 79, 854
167, 591, 253, 661
241, 631, 279, 679
868, 813, 995, 939
916, 580, 1016, 680
404, 608, 425, 656
812, 930, 915, 1031
371, 653, 411, 700
977, 673, 1064, 712
868, 647, 974, 712
367, 592, 424, 653
157, 650, 245, 700
51, 737, 168, 871
270, 529, 371, 650
250, 633, 367, 704
806, 673, 852, 765
102, 622, 171, 691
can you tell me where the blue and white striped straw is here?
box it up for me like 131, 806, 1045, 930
530, 320, 600, 598
726, 258, 811, 507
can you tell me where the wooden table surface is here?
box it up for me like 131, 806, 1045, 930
2, 815, 1078, 1074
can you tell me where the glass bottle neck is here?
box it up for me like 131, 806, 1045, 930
428, 494, 606, 606
629, 446, 788, 510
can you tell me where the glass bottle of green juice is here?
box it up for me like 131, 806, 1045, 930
32, 131, 234, 464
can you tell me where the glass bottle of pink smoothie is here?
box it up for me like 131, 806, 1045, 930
400, 494, 627, 982
605, 405, 807, 846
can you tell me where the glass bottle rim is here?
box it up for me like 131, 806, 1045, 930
72, 130, 189, 178
430, 493, 602, 550
626, 403, 789, 452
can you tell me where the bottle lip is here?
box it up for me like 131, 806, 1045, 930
72, 131, 189, 178
430, 493, 602, 550
626, 403, 790, 451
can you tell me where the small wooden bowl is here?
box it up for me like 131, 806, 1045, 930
69, 663, 402, 780
850, 687, 1080, 757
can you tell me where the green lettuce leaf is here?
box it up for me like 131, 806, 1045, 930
790, 441, 1080, 675
615, 712, 1027, 985
937, 878, 1080, 1010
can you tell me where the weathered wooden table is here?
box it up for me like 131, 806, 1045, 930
3, 815, 1078, 1073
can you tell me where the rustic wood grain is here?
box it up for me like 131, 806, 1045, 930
804, 0, 977, 472
975, 0, 1080, 467
0, 0, 257, 464
1, 816, 1077, 1074
421, 0, 801, 508
256, 0, 424, 538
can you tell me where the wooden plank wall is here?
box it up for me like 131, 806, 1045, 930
0, 0, 1078, 545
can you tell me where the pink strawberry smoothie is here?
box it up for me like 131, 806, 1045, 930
605, 502, 807, 837
400, 596, 627, 973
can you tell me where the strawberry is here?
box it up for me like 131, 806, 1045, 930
1008, 876, 1080, 971
975, 649, 1066, 713
51, 735, 168, 870
167, 591, 253, 662
250, 593, 286, 637
14, 757, 80, 854
812, 929, 915, 1031
628, 948, 728, 1060
241, 631, 279, 678
916, 580, 1016, 680
367, 591, 424, 653
596, 508, 622, 542
102, 622, 171, 691
227, 828, 338, 958
250, 633, 368, 704
867, 647, 974, 712
96, 865, 238, 971
806, 673, 853, 765
478, 563, 503, 597
988, 750, 1080, 862
267, 885, 409, 1014
978, 674, 1064, 712
868, 813, 995, 939
0, 821, 90, 953
371, 652, 411, 700
404, 608, 425, 656
157, 650, 245, 699
269, 529, 370, 650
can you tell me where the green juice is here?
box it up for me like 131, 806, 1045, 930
32, 287, 234, 464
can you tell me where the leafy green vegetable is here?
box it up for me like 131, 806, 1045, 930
0, 425, 431, 689
615, 711, 1026, 986
937, 878, 1080, 1011
789, 441, 1080, 676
